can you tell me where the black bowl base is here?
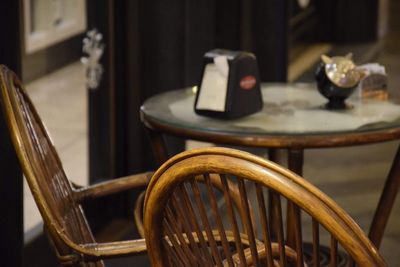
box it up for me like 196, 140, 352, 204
324, 98, 353, 110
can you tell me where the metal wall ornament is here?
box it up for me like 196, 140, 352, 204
297, 0, 310, 9
81, 29, 104, 90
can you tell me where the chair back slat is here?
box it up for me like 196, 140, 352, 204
255, 184, 275, 267
177, 185, 215, 266
143, 147, 387, 267
166, 205, 199, 266
238, 178, 260, 267
163, 239, 186, 267
312, 219, 321, 267
221, 174, 247, 266
331, 237, 338, 267
204, 174, 235, 267
292, 204, 304, 266
270, 190, 287, 267
163, 215, 192, 266
268, 189, 280, 243
189, 179, 224, 266
171, 192, 205, 264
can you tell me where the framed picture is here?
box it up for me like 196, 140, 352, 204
23, 0, 87, 54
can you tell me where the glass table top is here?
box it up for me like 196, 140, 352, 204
141, 83, 400, 138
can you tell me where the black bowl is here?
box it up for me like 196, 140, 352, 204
315, 63, 358, 109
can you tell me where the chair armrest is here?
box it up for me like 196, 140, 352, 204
73, 172, 153, 202
78, 239, 147, 261
66, 238, 147, 263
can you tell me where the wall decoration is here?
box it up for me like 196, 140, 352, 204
23, 0, 87, 54
81, 29, 104, 90
298, 0, 310, 9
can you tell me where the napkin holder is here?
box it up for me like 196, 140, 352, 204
194, 49, 263, 119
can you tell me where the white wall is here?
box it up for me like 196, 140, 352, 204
23, 0, 87, 54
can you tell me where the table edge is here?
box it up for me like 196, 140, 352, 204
141, 112, 400, 149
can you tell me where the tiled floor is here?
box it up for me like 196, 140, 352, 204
23, 7, 400, 265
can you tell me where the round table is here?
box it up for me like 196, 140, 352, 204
140, 82, 400, 248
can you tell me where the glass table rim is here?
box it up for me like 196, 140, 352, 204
140, 83, 400, 148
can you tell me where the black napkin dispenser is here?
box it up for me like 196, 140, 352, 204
194, 49, 263, 119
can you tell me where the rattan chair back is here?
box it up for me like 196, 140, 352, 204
143, 147, 386, 267
0, 65, 102, 266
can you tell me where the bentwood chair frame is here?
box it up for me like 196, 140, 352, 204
143, 147, 386, 267
0, 65, 149, 266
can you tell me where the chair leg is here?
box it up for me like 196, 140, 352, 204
368, 144, 400, 248
286, 149, 304, 251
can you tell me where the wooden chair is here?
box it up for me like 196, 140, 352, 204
143, 147, 387, 267
0, 65, 150, 266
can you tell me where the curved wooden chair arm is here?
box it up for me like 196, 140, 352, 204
79, 239, 147, 259
73, 172, 153, 202
134, 190, 147, 238
57, 238, 147, 265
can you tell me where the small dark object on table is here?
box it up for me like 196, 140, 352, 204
315, 54, 361, 109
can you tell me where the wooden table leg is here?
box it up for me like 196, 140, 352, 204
268, 148, 304, 248
287, 149, 304, 263
287, 148, 304, 176
268, 149, 280, 240
268, 148, 280, 163
144, 126, 169, 166
368, 144, 400, 248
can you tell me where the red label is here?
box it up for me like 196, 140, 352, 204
240, 75, 256, 90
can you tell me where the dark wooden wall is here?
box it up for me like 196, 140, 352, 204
0, 2, 23, 266
317, 0, 378, 43
87, 0, 293, 185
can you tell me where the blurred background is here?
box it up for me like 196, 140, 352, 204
1, 0, 399, 266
